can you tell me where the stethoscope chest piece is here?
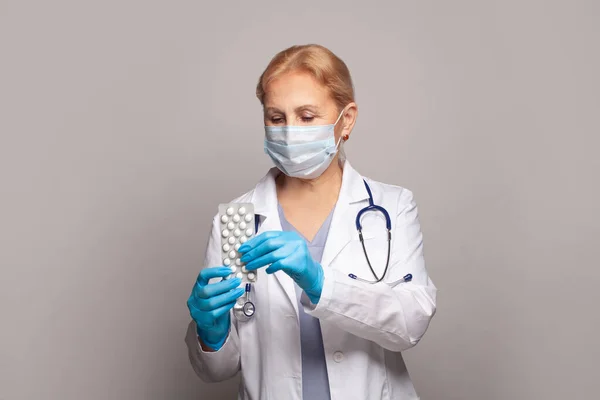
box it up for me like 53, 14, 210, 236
242, 301, 255, 317
234, 283, 255, 321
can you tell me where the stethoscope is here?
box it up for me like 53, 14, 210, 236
233, 179, 412, 322
348, 180, 413, 287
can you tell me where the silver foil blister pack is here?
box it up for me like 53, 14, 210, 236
218, 203, 256, 284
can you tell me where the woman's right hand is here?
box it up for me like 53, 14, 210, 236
187, 266, 245, 350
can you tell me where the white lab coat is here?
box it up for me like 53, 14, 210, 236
185, 160, 437, 400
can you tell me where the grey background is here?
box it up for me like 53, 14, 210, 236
1, 1, 598, 399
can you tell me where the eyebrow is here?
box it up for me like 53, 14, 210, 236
265, 104, 321, 114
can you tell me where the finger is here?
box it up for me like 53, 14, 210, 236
196, 266, 233, 287
266, 260, 303, 284
245, 244, 295, 271
197, 287, 245, 311
238, 231, 282, 253
240, 237, 285, 264
187, 296, 206, 321
265, 260, 284, 275
187, 295, 200, 313
195, 277, 242, 299
211, 301, 237, 320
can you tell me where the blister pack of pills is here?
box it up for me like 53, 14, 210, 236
218, 203, 257, 284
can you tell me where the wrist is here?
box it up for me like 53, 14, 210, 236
305, 264, 324, 304
196, 323, 230, 351
198, 332, 228, 351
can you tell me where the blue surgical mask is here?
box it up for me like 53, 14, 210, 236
263, 109, 345, 179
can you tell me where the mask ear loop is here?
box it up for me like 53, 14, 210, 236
333, 107, 346, 126
332, 107, 348, 150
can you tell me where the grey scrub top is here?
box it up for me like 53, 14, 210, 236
277, 203, 334, 400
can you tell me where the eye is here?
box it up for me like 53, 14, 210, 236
270, 117, 284, 124
301, 116, 315, 122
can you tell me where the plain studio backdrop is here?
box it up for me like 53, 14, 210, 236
1, 1, 599, 399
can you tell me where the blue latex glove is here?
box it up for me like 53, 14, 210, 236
187, 266, 245, 350
239, 231, 324, 304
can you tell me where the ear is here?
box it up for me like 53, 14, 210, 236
340, 102, 358, 139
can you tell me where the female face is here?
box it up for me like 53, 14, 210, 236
262, 70, 355, 143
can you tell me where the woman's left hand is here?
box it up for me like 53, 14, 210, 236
238, 231, 324, 304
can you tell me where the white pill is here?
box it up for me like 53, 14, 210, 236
235, 258, 242, 266
228, 236, 235, 244
233, 229, 241, 237
234, 243, 241, 251
226, 207, 234, 216
228, 250, 236, 259
221, 229, 229, 237
244, 213, 253, 222
240, 236, 247, 243
245, 228, 253, 236
232, 214, 240, 222
248, 272, 256, 280
230, 266, 237, 273
222, 243, 230, 252
220, 215, 228, 223
223, 258, 231, 266
227, 221, 235, 230
239, 221, 247, 230
238, 206, 246, 215
242, 266, 248, 273
236, 272, 243, 279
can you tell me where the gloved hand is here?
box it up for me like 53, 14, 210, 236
187, 266, 245, 350
239, 231, 324, 304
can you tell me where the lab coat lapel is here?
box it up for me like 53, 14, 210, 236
251, 168, 299, 317
321, 161, 370, 268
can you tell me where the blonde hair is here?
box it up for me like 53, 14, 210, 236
256, 44, 355, 112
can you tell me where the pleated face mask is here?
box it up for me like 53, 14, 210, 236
263, 108, 345, 179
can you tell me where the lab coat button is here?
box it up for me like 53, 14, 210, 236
333, 351, 344, 363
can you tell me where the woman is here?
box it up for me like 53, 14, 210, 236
185, 44, 437, 400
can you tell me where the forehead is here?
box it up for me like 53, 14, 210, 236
263, 71, 334, 109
